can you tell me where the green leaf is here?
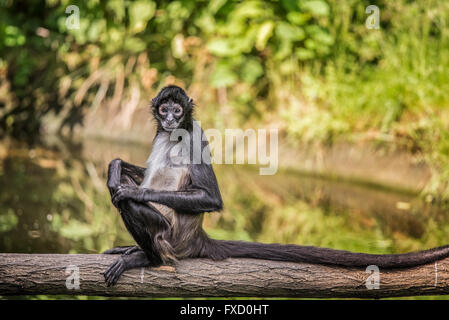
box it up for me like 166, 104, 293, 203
87, 20, 106, 42
256, 21, 274, 50
129, 0, 156, 34
234, 1, 266, 19
208, 0, 227, 14
4, 25, 26, 47
296, 47, 315, 60
314, 31, 333, 45
107, 0, 126, 22
211, 63, 237, 87
275, 39, 293, 60
124, 37, 146, 52
207, 39, 238, 57
241, 59, 264, 84
276, 22, 305, 41
301, 0, 329, 16
0, 210, 18, 232
307, 25, 334, 45
287, 12, 311, 25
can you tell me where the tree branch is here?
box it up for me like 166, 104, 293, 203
1, 253, 449, 298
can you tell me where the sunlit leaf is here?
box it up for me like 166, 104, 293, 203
129, 0, 156, 34
106, 0, 126, 22
172, 34, 185, 58
207, 39, 238, 57
234, 1, 266, 19
301, 0, 330, 16
87, 19, 106, 42
287, 12, 310, 25
208, 0, 227, 14
256, 21, 274, 50
276, 22, 305, 41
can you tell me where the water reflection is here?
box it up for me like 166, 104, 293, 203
0, 136, 447, 256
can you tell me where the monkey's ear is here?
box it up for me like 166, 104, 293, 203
188, 97, 193, 106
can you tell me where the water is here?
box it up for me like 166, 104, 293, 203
0, 136, 447, 256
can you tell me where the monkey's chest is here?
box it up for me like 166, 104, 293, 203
140, 132, 189, 221
147, 167, 188, 191
141, 166, 188, 221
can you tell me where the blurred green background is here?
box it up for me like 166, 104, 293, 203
1, 0, 449, 299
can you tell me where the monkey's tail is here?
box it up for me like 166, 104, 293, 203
208, 239, 449, 268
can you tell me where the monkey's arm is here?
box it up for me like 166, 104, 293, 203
120, 161, 146, 185
107, 158, 146, 208
108, 158, 146, 189
112, 163, 223, 214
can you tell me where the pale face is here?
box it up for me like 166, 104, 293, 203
157, 101, 184, 131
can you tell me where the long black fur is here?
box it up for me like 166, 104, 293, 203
103, 85, 449, 286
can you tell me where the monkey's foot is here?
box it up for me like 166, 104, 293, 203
102, 246, 140, 255
103, 250, 151, 286
103, 257, 126, 287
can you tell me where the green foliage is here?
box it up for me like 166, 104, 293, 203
0, 0, 335, 135
0, 209, 19, 232
1, 0, 449, 199
128, 1, 156, 34
1, 25, 26, 47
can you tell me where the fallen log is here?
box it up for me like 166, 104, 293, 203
0, 253, 449, 298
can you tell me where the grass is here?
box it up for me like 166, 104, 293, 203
276, 0, 449, 202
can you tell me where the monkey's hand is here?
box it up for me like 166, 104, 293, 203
112, 186, 146, 206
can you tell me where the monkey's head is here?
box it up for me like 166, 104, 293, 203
151, 85, 194, 132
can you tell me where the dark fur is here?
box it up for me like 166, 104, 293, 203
151, 85, 194, 132
103, 85, 449, 286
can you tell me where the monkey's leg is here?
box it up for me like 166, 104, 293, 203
103, 201, 174, 286
118, 199, 173, 259
102, 246, 140, 255
103, 250, 154, 286
105, 158, 174, 286
104, 158, 149, 255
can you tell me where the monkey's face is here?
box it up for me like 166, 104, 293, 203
156, 100, 184, 131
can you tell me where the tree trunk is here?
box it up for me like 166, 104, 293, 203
1, 253, 449, 298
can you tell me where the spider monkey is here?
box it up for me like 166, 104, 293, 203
103, 85, 449, 286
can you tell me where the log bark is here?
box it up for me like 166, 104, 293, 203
1, 253, 449, 298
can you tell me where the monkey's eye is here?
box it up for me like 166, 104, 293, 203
159, 106, 168, 115
174, 107, 183, 116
